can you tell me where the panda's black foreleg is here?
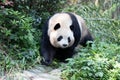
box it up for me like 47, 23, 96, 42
41, 48, 55, 65
40, 43, 55, 66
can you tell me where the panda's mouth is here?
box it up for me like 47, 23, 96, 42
60, 46, 68, 48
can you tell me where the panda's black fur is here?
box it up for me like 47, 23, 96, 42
40, 12, 93, 65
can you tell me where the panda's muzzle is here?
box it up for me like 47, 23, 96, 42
63, 44, 68, 47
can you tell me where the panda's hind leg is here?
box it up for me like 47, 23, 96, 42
79, 31, 94, 47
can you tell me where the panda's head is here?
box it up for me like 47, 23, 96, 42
48, 13, 75, 48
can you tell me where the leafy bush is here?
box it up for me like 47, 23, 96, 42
0, 8, 40, 72
0, 0, 66, 74
11, 0, 66, 26
12, 0, 65, 13
61, 42, 120, 80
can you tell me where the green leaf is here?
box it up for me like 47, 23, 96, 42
95, 72, 104, 78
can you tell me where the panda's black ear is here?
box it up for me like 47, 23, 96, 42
70, 25, 74, 31
54, 23, 60, 30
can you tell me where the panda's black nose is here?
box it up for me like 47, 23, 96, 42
63, 44, 67, 47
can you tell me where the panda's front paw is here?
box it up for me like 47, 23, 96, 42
41, 58, 52, 66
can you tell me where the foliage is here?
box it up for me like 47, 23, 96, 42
11, 0, 66, 26
61, 1, 120, 80
12, 0, 65, 13
0, 8, 40, 72
0, 0, 66, 75
62, 42, 120, 80
1, 0, 66, 29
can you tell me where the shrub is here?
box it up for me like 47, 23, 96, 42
61, 42, 120, 80
12, 0, 65, 13
0, 0, 66, 73
11, 0, 66, 26
0, 8, 40, 71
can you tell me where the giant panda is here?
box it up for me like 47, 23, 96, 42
40, 12, 93, 65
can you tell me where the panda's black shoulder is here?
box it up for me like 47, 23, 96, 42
41, 16, 51, 46
66, 12, 81, 47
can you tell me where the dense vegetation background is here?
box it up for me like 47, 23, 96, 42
0, 0, 120, 80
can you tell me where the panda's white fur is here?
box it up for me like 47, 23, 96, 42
48, 12, 87, 48
48, 13, 75, 48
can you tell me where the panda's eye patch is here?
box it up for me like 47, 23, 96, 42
57, 36, 63, 41
68, 37, 71, 43
70, 25, 74, 31
54, 23, 60, 30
